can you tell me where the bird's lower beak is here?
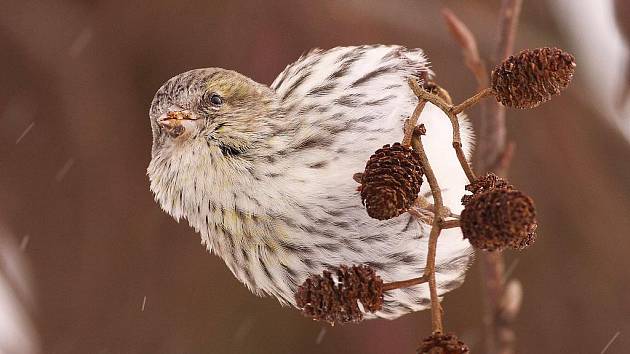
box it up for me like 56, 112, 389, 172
158, 110, 199, 138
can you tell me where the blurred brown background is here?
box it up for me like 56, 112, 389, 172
1, 1, 629, 353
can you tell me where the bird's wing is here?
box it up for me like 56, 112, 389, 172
270, 44, 472, 218
268, 45, 473, 318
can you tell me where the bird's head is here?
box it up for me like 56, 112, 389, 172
147, 68, 284, 222
149, 68, 279, 160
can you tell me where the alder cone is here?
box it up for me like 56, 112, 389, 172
418, 332, 470, 354
295, 265, 384, 324
361, 143, 424, 220
491, 47, 576, 109
461, 172, 513, 206
460, 188, 537, 251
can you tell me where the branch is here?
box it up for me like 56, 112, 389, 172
409, 79, 480, 182
411, 124, 444, 334
441, 8, 489, 89
476, 0, 523, 174
383, 275, 428, 291
441, 4, 523, 354
482, 1, 523, 354
494, 0, 523, 64
403, 99, 427, 147
452, 88, 495, 115
439, 219, 461, 229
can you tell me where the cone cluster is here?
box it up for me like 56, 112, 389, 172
418, 332, 470, 354
361, 143, 424, 220
295, 265, 384, 325
491, 47, 576, 109
460, 175, 537, 251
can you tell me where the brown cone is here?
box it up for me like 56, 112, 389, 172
418, 332, 470, 354
491, 47, 576, 109
460, 188, 537, 251
361, 143, 424, 220
461, 172, 513, 206
295, 265, 384, 325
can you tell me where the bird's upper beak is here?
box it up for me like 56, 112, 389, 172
157, 110, 199, 138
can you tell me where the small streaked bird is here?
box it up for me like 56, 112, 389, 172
147, 45, 473, 319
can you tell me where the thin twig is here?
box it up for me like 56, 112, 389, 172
383, 275, 428, 291
479, 2, 523, 353
439, 219, 460, 229
495, 0, 523, 63
441, 4, 523, 353
407, 207, 433, 226
442, 8, 489, 89
409, 80, 478, 182
403, 99, 427, 146
452, 88, 494, 115
477, 0, 523, 174
453, 140, 476, 183
482, 260, 505, 354
411, 124, 444, 334
409, 79, 452, 114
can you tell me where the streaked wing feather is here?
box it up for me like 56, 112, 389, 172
270, 45, 474, 318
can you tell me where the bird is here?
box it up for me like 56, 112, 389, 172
147, 45, 474, 320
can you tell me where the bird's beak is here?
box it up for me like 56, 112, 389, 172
158, 110, 199, 138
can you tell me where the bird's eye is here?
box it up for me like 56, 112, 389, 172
210, 94, 223, 106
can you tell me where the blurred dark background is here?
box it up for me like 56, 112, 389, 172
1, 1, 629, 353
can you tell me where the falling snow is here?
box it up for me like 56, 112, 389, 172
233, 318, 255, 342
141, 296, 147, 312
68, 28, 93, 58
600, 331, 621, 354
15, 122, 35, 145
315, 327, 327, 345
55, 158, 75, 182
